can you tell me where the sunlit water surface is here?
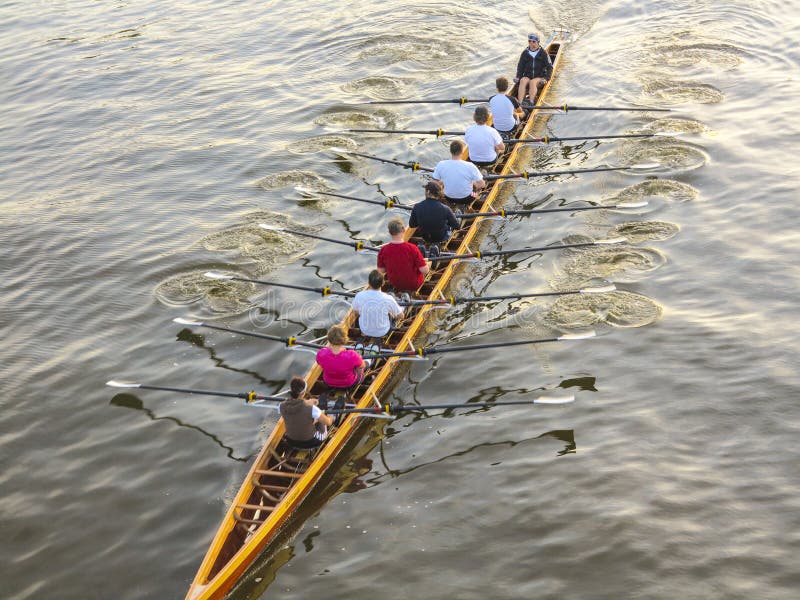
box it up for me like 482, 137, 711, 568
2, 1, 799, 599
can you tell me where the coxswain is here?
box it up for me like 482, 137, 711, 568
316, 324, 369, 391
514, 33, 553, 107
377, 217, 430, 293
464, 106, 505, 168
431, 140, 486, 205
489, 76, 524, 139
279, 376, 333, 449
409, 180, 460, 245
351, 269, 404, 339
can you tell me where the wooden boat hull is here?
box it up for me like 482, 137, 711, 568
185, 30, 570, 600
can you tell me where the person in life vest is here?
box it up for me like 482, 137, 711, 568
514, 33, 553, 107
279, 376, 333, 449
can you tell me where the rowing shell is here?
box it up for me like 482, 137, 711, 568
184, 30, 571, 600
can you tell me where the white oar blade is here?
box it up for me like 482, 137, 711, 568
329, 146, 352, 155
173, 317, 203, 326
653, 131, 685, 137
558, 330, 597, 341
258, 223, 284, 232
293, 185, 319, 196
616, 200, 648, 209
204, 271, 233, 280
532, 395, 575, 404
595, 237, 627, 245
630, 162, 660, 170
581, 284, 616, 294
106, 380, 141, 388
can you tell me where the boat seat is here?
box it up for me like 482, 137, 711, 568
253, 469, 304, 479
269, 447, 311, 467
236, 503, 276, 513
250, 477, 290, 494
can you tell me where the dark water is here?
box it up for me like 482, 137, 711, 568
2, 1, 799, 599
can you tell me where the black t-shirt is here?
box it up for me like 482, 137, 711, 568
409, 197, 460, 242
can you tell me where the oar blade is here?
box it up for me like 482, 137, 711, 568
629, 162, 660, 170
258, 223, 285, 233
532, 395, 575, 404
615, 200, 648, 209
581, 284, 617, 294
595, 237, 627, 245
205, 271, 233, 280
294, 185, 319, 196
557, 330, 597, 341
173, 317, 203, 326
106, 380, 141, 389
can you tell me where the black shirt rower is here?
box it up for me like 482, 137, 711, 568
409, 180, 460, 243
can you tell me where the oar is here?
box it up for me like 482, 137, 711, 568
360, 98, 489, 105
106, 381, 284, 404
333, 149, 656, 180
107, 380, 359, 411
507, 132, 681, 145
428, 237, 626, 262
541, 104, 672, 113
205, 271, 358, 299
404, 284, 617, 307
295, 187, 414, 211
485, 163, 659, 181
297, 187, 647, 217
361, 99, 671, 112
207, 271, 615, 307
172, 316, 595, 360
458, 200, 648, 218
172, 317, 326, 350
259, 224, 381, 252
331, 148, 434, 173
342, 129, 680, 144
362, 331, 596, 359
326, 394, 575, 415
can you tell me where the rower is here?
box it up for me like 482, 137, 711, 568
279, 376, 333, 449
464, 106, 505, 168
514, 33, 553, 107
351, 269, 404, 341
431, 140, 486, 205
489, 76, 524, 139
377, 217, 430, 293
409, 180, 460, 247
316, 324, 369, 388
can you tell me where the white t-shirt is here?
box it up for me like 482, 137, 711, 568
489, 94, 518, 132
432, 159, 484, 199
465, 124, 503, 162
352, 288, 403, 337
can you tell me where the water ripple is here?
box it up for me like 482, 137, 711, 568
543, 290, 663, 329
611, 178, 699, 204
